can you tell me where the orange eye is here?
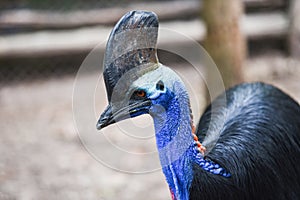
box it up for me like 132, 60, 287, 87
136, 90, 146, 97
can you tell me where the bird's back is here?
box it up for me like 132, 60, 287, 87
191, 82, 300, 200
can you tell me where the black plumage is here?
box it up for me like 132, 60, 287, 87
191, 82, 300, 200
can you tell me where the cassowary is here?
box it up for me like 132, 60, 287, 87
96, 11, 300, 200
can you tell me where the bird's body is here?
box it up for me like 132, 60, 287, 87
97, 11, 300, 200
191, 82, 300, 200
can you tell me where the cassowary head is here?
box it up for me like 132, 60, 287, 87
97, 10, 188, 130
96, 11, 231, 200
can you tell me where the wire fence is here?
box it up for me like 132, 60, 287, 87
0, 0, 295, 85
0, 0, 189, 85
0, 0, 163, 10
0, 53, 87, 84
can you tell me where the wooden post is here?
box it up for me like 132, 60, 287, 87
202, 0, 246, 90
289, 0, 300, 59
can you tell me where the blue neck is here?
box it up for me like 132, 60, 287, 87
151, 81, 197, 200
150, 81, 231, 200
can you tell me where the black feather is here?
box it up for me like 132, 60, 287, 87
190, 82, 300, 200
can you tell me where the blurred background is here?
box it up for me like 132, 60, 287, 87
1, 0, 300, 199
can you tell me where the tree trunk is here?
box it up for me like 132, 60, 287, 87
202, 0, 246, 91
289, 0, 300, 59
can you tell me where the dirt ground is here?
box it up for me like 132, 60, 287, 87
1, 54, 299, 200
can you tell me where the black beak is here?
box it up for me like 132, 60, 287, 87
96, 100, 152, 130
96, 105, 114, 130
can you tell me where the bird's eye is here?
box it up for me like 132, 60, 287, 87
135, 90, 146, 98
156, 80, 164, 91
